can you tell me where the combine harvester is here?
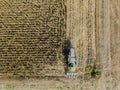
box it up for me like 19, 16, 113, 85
66, 47, 78, 78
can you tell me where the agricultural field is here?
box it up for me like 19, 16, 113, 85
66, 0, 120, 90
0, 0, 66, 77
0, 0, 120, 90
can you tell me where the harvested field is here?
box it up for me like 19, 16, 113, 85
66, 0, 120, 90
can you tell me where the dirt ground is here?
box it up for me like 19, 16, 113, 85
0, 78, 80, 90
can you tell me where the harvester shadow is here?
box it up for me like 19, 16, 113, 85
63, 39, 71, 74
